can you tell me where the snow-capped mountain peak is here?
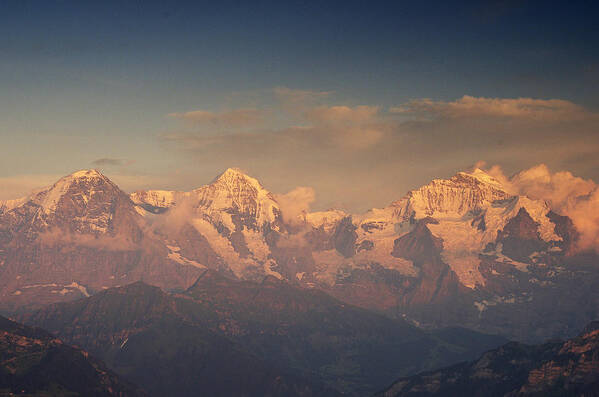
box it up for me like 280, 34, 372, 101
208, 167, 267, 193
0, 170, 114, 215
1, 166, 592, 344
32, 169, 117, 214
391, 169, 512, 221
0, 169, 143, 237
193, 168, 279, 227
35, 170, 112, 211
457, 168, 505, 190
69, 169, 107, 179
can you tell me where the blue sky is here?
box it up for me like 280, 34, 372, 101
1, 0, 598, 210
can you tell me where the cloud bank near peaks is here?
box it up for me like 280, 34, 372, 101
274, 186, 316, 226
485, 163, 599, 252
161, 90, 599, 213
273, 162, 599, 253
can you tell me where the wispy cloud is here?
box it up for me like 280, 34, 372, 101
91, 158, 132, 167
391, 96, 593, 121
274, 186, 316, 225
484, 163, 599, 252
168, 108, 265, 128
165, 104, 388, 152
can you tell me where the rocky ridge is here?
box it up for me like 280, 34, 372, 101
377, 321, 599, 397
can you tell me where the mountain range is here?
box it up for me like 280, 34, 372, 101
1, 167, 598, 341
20, 274, 504, 396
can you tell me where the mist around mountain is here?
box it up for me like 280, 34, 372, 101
0, 169, 204, 313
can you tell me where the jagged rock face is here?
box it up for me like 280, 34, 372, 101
497, 207, 548, 263
0, 170, 203, 312
131, 168, 544, 295
5, 170, 141, 239
132, 168, 283, 232
194, 168, 281, 230
377, 322, 599, 397
391, 169, 512, 221
546, 210, 580, 255
387, 171, 562, 289
389, 219, 462, 306
332, 216, 358, 257
317, 170, 598, 341
0, 170, 145, 251
132, 168, 288, 281
392, 218, 443, 263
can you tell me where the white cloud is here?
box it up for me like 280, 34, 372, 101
91, 158, 133, 167
484, 163, 599, 252
274, 186, 316, 225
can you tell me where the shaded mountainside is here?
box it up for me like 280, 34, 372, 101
183, 271, 505, 393
20, 282, 337, 397
21, 277, 505, 396
0, 315, 145, 396
377, 321, 599, 397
